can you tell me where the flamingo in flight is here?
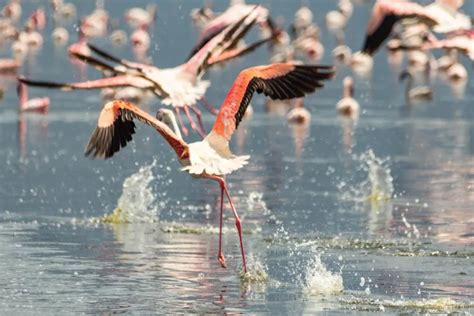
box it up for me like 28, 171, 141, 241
353, 0, 471, 68
19, 8, 272, 138
425, 35, 474, 60
188, 1, 279, 59
83, 63, 335, 273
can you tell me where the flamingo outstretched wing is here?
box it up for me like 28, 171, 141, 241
87, 43, 149, 72
211, 64, 335, 141
85, 100, 188, 159
18, 75, 153, 91
184, 5, 261, 78
362, 0, 437, 55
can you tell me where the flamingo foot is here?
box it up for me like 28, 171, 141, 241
218, 253, 227, 268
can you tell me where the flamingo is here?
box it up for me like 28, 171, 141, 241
287, 98, 311, 125
125, 4, 157, 30
357, 0, 470, 59
2, 0, 21, 23
425, 36, 474, 60
191, 3, 215, 28
51, 27, 69, 46
130, 25, 151, 52
399, 70, 433, 104
187, 1, 278, 59
336, 76, 360, 118
326, 0, 353, 31
83, 63, 335, 272
292, 25, 325, 61
19, 8, 273, 137
51, 0, 76, 20
26, 8, 47, 31
0, 58, 19, 72
291, 6, 314, 38
17, 81, 49, 113
332, 31, 352, 64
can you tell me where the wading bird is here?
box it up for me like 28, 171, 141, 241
84, 63, 335, 273
0, 59, 19, 72
336, 76, 360, 118
353, 0, 471, 71
399, 70, 433, 104
17, 81, 49, 113
188, 1, 278, 59
20, 8, 272, 138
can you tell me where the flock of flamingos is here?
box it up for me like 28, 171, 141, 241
0, 0, 473, 274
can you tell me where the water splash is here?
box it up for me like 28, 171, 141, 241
247, 191, 270, 215
363, 150, 394, 202
303, 254, 344, 296
105, 160, 160, 223
339, 149, 394, 203
240, 256, 268, 285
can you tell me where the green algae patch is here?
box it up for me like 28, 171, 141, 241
99, 208, 130, 224
341, 296, 474, 313
240, 268, 268, 285
162, 224, 257, 235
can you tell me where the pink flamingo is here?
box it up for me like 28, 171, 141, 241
130, 24, 151, 60
20, 8, 272, 137
188, 1, 278, 59
0, 59, 19, 73
26, 8, 47, 31
359, 0, 470, 56
17, 81, 49, 113
2, 0, 21, 23
425, 36, 474, 60
83, 63, 334, 272
125, 4, 157, 29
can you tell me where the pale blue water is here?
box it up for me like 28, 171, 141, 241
0, 0, 473, 314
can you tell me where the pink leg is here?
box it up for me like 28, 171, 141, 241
204, 174, 247, 273
175, 107, 189, 136
190, 105, 207, 136
222, 181, 247, 273
199, 97, 219, 115
184, 106, 206, 138
218, 184, 226, 268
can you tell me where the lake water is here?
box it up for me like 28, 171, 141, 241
0, 0, 473, 314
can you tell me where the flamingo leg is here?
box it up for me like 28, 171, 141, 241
190, 105, 207, 135
203, 174, 247, 272
199, 97, 219, 115
218, 184, 226, 268
222, 180, 247, 273
184, 105, 206, 138
174, 107, 189, 136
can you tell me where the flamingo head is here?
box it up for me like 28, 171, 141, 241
156, 108, 182, 139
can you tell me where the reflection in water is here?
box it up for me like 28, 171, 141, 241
17, 114, 49, 162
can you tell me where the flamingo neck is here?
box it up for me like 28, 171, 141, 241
162, 111, 183, 140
